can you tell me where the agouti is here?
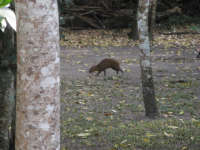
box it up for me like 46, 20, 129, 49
89, 58, 123, 76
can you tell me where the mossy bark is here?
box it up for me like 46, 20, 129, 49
0, 26, 16, 150
140, 61, 158, 117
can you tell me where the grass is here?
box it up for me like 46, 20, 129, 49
156, 79, 200, 118
61, 77, 200, 150
61, 112, 200, 150
60, 29, 200, 149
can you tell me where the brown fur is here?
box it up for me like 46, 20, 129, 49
89, 58, 123, 76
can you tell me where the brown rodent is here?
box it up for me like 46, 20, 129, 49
89, 58, 123, 76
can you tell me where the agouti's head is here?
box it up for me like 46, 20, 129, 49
89, 65, 97, 73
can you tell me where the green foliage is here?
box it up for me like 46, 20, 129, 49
162, 15, 200, 29
0, 0, 12, 8
0, 0, 16, 32
190, 24, 200, 32
0, 15, 3, 21
0, 16, 3, 28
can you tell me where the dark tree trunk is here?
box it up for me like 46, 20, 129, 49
140, 62, 158, 117
148, 0, 157, 42
129, 16, 139, 40
0, 26, 16, 150
129, 0, 139, 40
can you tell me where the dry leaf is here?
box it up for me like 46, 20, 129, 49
164, 131, 173, 137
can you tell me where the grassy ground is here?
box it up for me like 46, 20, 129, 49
60, 28, 200, 150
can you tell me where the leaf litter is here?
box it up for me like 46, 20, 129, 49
61, 27, 200, 150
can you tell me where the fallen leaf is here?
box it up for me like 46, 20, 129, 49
164, 131, 173, 137
77, 132, 91, 138
168, 125, 178, 129
86, 117, 93, 121
146, 132, 156, 137
179, 110, 184, 115
104, 112, 112, 116
181, 146, 187, 150
143, 138, 150, 143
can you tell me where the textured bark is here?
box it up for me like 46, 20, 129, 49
0, 26, 16, 150
150, 0, 157, 30
149, 0, 157, 41
15, 1, 60, 150
0, 70, 15, 150
137, 0, 159, 118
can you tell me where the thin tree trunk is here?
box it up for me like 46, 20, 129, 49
0, 26, 16, 150
15, 0, 60, 150
151, 0, 157, 30
129, 0, 139, 40
0, 70, 15, 150
137, 0, 159, 118
149, 0, 157, 42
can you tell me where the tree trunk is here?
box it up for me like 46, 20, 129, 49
129, 13, 139, 40
137, 0, 159, 118
0, 70, 15, 150
15, 1, 60, 150
150, 0, 157, 30
148, 0, 158, 42
0, 26, 16, 150
129, 0, 139, 40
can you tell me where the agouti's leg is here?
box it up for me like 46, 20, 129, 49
115, 68, 123, 75
96, 71, 101, 76
104, 70, 106, 76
